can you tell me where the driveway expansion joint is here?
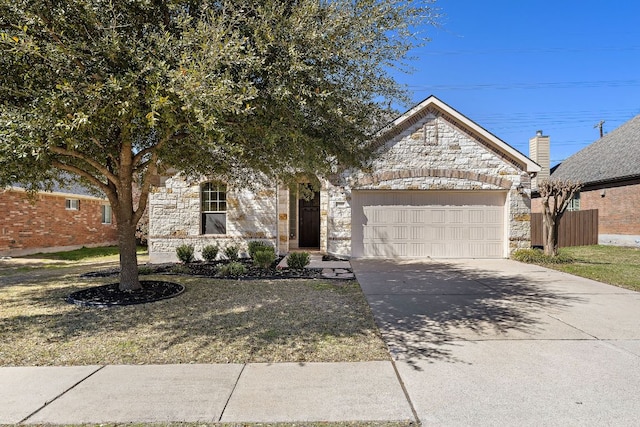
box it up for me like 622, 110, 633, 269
546, 314, 600, 340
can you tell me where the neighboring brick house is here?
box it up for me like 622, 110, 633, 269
531, 115, 640, 247
148, 96, 540, 262
0, 183, 118, 256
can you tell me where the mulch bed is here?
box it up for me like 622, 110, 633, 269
73, 258, 353, 307
81, 257, 340, 280
67, 280, 185, 307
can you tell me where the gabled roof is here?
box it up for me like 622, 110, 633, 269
374, 95, 541, 173
551, 114, 640, 185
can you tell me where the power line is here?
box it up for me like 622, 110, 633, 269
406, 79, 640, 91
412, 45, 640, 56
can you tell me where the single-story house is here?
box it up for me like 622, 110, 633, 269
148, 96, 541, 263
531, 114, 640, 247
0, 183, 118, 256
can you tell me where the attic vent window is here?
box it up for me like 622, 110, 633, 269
423, 121, 439, 146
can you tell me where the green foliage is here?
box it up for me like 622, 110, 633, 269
217, 261, 247, 277
0, 0, 438, 288
248, 241, 272, 259
176, 244, 195, 264
1, 0, 438, 188
201, 244, 220, 262
512, 248, 574, 265
224, 245, 239, 261
253, 247, 276, 270
171, 264, 191, 274
137, 266, 153, 275
287, 252, 310, 269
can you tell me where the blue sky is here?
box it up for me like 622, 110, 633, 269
394, 0, 640, 166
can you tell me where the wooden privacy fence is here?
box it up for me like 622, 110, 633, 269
531, 209, 598, 248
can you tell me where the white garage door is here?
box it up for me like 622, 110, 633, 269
351, 190, 506, 258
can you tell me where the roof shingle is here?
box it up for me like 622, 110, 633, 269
551, 114, 640, 185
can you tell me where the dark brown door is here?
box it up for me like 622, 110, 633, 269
298, 191, 320, 248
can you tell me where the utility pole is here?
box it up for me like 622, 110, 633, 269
594, 120, 605, 138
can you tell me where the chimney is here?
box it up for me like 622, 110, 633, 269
529, 130, 550, 190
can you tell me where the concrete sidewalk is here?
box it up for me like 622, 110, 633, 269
0, 361, 415, 425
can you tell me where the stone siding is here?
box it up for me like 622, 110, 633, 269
148, 110, 534, 260
148, 175, 278, 263
325, 113, 532, 257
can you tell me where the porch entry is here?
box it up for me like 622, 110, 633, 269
298, 190, 320, 248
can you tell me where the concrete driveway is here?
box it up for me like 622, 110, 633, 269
351, 258, 640, 426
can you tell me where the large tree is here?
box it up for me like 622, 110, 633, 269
539, 179, 582, 257
0, 0, 438, 290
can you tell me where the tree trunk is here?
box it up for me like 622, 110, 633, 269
544, 217, 558, 257
115, 201, 141, 292
111, 177, 142, 291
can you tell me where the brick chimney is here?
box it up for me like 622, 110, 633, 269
529, 130, 550, 190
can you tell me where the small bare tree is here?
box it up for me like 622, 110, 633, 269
539, 179, 582, 256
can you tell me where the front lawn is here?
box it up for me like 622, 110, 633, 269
523, 245, 640, 292
0, 266, 388, 366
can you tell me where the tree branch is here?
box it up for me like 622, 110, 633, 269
133, 153, 158, 225
49, 146, 119, 185
36, 13, 86, 72
51, 160, 116, 201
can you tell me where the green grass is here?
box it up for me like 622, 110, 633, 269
24, 245, 147, 261
516, 245, 640, 292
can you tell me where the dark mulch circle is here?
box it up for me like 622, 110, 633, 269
67, 280, 185, 308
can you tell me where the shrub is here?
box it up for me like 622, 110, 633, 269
176, 244, 195, 264
253, 247, 276, 270
224, 245, 240, 261
287, 252, 310, 269
137, 266, 153, 275
218, 261, 247, 277
248, 240, 272, 259
512, 248, 574, 264
201, 244, 219, 262
171, 264, 191, 274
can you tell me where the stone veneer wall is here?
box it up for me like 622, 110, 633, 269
325, 112, 533, 257
148, 175, 278, 263
149, 111, 534, 261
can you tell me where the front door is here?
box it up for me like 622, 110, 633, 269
298, 191, 320, 248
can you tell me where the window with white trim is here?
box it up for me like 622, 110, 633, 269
567, 192, 581, 211
101, 205, 112, 224
65, 199, 80, 210
201, 182, 227, 234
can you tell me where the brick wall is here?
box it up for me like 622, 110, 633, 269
580, 183, 640, 235
0, 189, 118, 256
